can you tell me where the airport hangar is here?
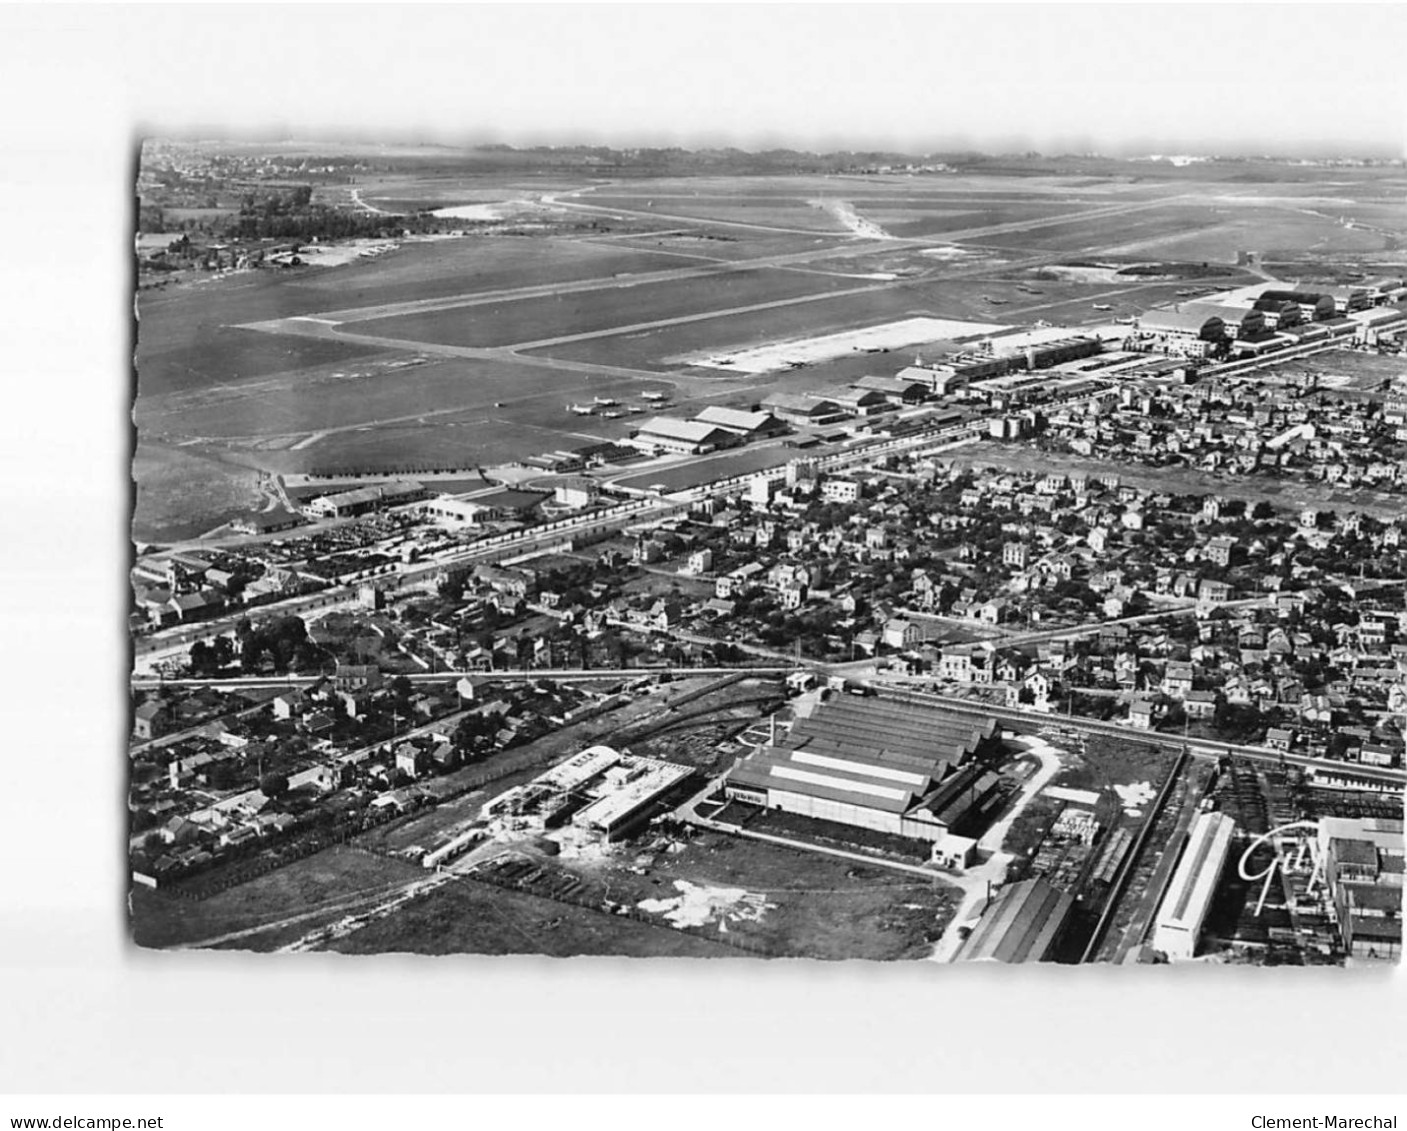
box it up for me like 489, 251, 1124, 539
723, 695, 1007, 842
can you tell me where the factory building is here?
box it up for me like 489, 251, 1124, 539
954, 878, 1074, 963
484, 745, 696, 844
1319, 816, 1404, 963
723, 695, 1004, 842
1151, 811, 1236, 961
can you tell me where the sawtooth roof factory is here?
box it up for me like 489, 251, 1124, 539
723, 694, 1007, 842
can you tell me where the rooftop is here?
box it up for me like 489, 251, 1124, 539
955, 878, 1073, 963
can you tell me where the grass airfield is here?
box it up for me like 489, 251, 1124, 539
133, 162, 1405, 540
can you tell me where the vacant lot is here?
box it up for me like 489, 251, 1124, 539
608, 829, 960, 960
320, 874, 738, 958
132, 439, 270, 544
128, 846, 425, 951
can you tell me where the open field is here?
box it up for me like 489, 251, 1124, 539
348, 266, 867, 349
320, 873, 738, 958
132, 440, 272, 544
333, 828, 957, 960
580, 193, 862, 234
586, 229, 851, 263
586, 828, 960, 960
289, 235, 690, 305
137, 353, 653, 442
860, 202, 1077, 239
128, 845, 426, 951
964, 203, 1227, 255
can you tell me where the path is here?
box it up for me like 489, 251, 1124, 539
927, 734, 1064, 962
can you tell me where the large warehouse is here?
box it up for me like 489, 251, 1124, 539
1139, 308, 1227, 353
723, 695, 1004, 841
954, 877, 1073, 963
631, 416, 740, 455
1152, 810, 1236, 961
302, 481, 428, 519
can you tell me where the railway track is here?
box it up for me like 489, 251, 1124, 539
866, 685, 1406, 788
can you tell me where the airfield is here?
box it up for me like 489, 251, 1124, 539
133, 163, 1407, 541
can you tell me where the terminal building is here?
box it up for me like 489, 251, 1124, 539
722, 695, 1005, 842
954, 877, 1074, 963
1151, 810, 1237, 961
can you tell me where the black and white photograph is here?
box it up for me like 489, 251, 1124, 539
125, 20, 1406, 970
5, 0, 1407, 1113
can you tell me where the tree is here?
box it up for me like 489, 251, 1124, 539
259, 772, 290, 799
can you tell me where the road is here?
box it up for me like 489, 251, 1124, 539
927, 733, 1065, 962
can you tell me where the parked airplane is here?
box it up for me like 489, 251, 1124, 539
593, 396, 619, 406
640, 391, 668, 401
567, 403, 597, 415
1093, 303, 1114, 311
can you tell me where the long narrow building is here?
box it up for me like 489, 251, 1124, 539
1151, 810, 1236, 961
